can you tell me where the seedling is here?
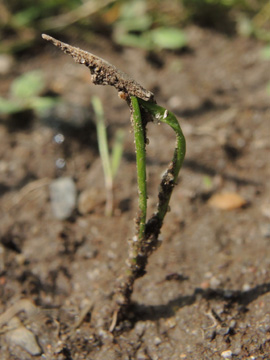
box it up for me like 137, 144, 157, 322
91, 95, 124, 216
42, 34, 186, 328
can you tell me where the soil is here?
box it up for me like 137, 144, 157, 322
0, 26, 269, 360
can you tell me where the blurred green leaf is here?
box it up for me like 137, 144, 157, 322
261, 44, 270, 60
119, 0, 147, 20
0, 69, 57, 116
237, 15, 254, 37
114, 31, 152, 49
149, 27, 187, 50
115, 26, 187, 51
11, 7, 41, 27
0, 98, 22, 114
11, 71, 45, 99
30, 97, 59, 113
116, 15, 152, 32
202, 175, 213, 189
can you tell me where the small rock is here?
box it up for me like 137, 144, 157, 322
50, 177, 77, 220
5, 317, 42, 355
221, 350, 232, 358
208, 192, 246, 210
154, 336, 162, 345
258, 314, 270, 333
242, 283, 251, 291
134, 321, 146, 337
0, 54, 14, 74
210, 276, 221, 288
164, 318, 176, 329
229, 320, 236, 329
136, 350, 149, 360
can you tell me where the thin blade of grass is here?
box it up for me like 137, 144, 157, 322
91, 96, 113, 216
111, 129, 125, 179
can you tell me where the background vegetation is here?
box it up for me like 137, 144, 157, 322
0, 0, 269, 54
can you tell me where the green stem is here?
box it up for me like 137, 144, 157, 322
138, 99, 186, 223
112, 98, 185, 322
130, 96, 147, 240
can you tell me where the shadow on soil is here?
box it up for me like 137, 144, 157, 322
133, 282, 270, 322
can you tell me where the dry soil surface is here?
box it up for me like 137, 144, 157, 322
0, 26, 270, 359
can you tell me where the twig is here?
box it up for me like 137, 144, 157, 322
42, 34, 155, 103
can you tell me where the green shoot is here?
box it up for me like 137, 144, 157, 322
114, 97, 186, 325
91, 95, 124, 216
42, 34, 186, 328
131, 96, 147, 241
137, 99, 186, 223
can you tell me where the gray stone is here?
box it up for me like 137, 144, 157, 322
5, 317, 42, 355
50, 177, 77, 220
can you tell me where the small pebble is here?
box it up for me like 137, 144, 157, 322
154, 336, 162, 345
136, 350, 148, 360
50, 177, 77, 220
229, 320, 236, 329
208, 192, 246, 210
221, 350, 232, 358
6, 317, 42, 355
242, 283, 251, 291
0, 54, 14, 74
134, 322, 146, 337
210, 276, 221, 288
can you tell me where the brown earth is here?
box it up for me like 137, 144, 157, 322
0, 26, 270, 359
